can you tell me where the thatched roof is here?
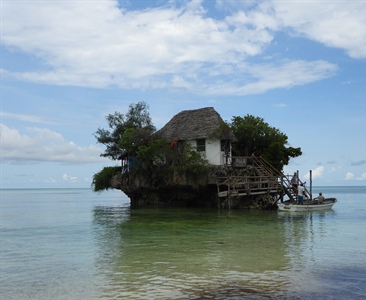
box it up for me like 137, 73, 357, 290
154, 107, 236, 141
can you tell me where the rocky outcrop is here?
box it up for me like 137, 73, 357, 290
116, 166, 215, 207
110, 166, 279, 209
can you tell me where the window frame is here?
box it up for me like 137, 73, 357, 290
196, 139, 206, 152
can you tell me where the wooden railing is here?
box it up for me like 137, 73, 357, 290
219, 156, 307, 203
216, 175, 282, 197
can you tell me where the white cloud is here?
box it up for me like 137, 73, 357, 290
356, 173, 366, 181
273, 103, 287, 108
0, 111, 56, 125
44, 177, 56, 184
273, 1, 366, 59
0, 124, 107, 164
62, 173, 78, 183
216, 0, 259, 12
203, 59, 337, 96
1, 0, 340, 94
304, 165, 324, 180
345, 172, 354, 180
330, 166, 341, 173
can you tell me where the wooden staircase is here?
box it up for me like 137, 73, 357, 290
252, 156, 298, 202
216, 156, 299, 208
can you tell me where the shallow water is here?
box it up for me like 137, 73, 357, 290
1, 187, 366, 299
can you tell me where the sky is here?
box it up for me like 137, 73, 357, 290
1, 0, 366, 189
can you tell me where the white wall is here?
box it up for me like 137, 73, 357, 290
187, 139, 232, 166
206, 139, 221, 165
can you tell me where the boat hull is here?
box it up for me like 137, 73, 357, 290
278, 198, 337, 212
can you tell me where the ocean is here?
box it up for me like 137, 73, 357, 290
1, 186, 365, 299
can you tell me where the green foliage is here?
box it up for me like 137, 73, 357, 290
119, 127, 154, 157
208, 121, 233, 140
160, 143, 209, 181
93, 102, 155, 160
230, 114, 302, 170
92, 166, 122, 192
179, 143, 209, 168
136, 139, 209, 173
136, 138, 171, 169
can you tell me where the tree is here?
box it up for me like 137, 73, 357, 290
92, 102, 156, 192
229, 114, 302, 170
92, 166, 122, 192
93, 101, 155, 160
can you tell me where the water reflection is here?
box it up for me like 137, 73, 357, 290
277, 210, 336, 257
92, 207, 294, 299
275, 209, 345, 298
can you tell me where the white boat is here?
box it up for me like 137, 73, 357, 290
277, 198, 337, 212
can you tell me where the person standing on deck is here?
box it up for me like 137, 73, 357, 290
291, 172, 298, 195
297, 183, 305, 205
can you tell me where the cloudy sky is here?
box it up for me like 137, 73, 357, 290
1, 0, 366, 188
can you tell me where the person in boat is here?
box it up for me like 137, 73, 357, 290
297, 183, 305, 205
291, 172, 298, 195
316, 192, 325, 204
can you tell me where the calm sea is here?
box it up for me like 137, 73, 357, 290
1, 186, 365, 300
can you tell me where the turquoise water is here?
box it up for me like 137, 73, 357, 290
1, 187, 366, 299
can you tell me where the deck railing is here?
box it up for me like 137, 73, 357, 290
219, 156, 307, 202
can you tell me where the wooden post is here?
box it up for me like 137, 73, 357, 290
310, 170, 313, 200
281, 176, 284, 203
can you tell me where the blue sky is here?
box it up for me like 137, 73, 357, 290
1, 0, 366, 189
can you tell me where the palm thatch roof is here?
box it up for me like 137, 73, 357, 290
154, 107, 236, 141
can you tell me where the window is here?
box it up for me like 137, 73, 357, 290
221, 140, 230, 152
196, 139, 206, 152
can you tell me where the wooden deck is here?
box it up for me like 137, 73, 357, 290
216, 156, 300, 208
